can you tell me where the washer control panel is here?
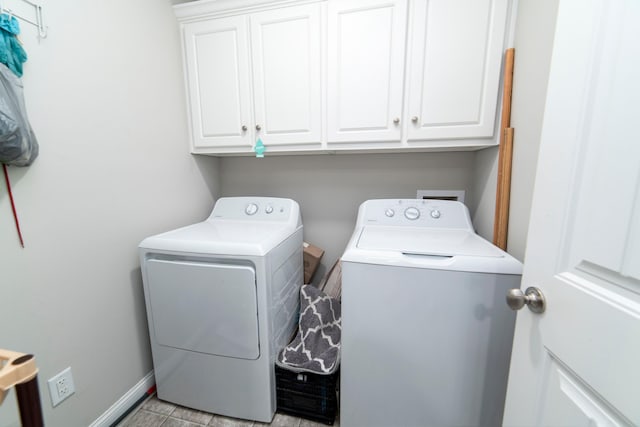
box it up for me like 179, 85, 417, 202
358, 199, 473, 230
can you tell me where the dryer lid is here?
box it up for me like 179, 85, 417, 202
357, 226, 504, 258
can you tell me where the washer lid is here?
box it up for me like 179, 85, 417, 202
140, 220, 299, 256
357, 226, 504, 258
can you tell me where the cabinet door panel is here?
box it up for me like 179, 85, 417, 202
251, 4, 322, 146
407, 0, 508, 140
184, 17, 252, 150
327, 0, 407, 143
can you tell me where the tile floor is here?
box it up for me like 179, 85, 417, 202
118, 395, 338, 427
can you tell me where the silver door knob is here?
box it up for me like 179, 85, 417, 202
411, 116, 419, 123
506, 287, 546, 314
255, 124, 262, 131
241, 125, 247, 131
393, 117, 400, 124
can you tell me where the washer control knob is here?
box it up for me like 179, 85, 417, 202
404, 207, 420, 220
265, 205, 274, 214
245, 203, 258, 215
385, 209, 395, 217
430, 209, 441, 219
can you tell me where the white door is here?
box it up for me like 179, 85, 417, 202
503, 1, 640, 425
250, 4, 322, 148
327, 0, 407, 144
406, 0, 508, 141
183, 16, 253, 151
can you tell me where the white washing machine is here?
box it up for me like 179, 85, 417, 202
340, 199, 522, 427
139, 197, 303, 423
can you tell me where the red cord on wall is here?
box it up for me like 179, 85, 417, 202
2, 163, 25, 248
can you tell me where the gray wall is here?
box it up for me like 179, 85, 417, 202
220, 152, 477, 282
470, 0, 560, 262
505, 0, 560, 260
0, 1, 218, 426
472, 147, 500, 241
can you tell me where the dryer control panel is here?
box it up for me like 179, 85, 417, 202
207, 197, 301, 226
357, 199, 473, 230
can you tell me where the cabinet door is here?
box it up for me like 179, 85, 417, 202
250, 4, 322, 148
406, 0, 509, 141
183, 16, 253, 151
327, 0, 407, 144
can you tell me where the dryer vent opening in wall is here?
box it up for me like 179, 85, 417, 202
416, 190, 466, 204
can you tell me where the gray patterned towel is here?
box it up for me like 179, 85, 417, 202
276, 284, 341, 374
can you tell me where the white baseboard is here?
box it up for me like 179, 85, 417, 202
89, 371, 155, 427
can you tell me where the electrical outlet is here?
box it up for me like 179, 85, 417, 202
47, 367, 75, 407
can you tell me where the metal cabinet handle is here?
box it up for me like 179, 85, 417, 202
255, 124, 262, 131
506, 287, 546, 314
411, 116, 419, 123
241, 125, 247, 132
393, 117, 400, 125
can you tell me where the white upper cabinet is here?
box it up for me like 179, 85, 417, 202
327, 0, 407, 145
184, 16, 252, 151
405, 0, 509, 142
181, 3, 322, 154
250, 4, 322, 148
175, 0, 511, 155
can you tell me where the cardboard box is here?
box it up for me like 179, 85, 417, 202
303, 242, 324, 284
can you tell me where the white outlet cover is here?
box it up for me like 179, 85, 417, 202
47, 367, 75, 407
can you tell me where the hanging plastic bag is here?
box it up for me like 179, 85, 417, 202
0, 62, 38, 166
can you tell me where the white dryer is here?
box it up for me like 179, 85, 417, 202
139, 197, 303, 423
340, 199, 522, 427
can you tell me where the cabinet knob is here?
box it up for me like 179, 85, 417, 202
241, 125, 247, 132
255, 124, 262, 131
411, 116, 419, 123
393, 117, 400, 125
